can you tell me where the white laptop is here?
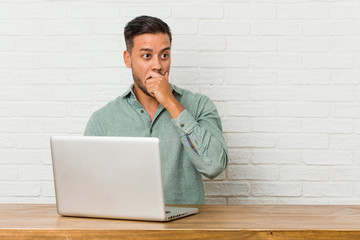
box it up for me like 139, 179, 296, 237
50, 136, 198, 221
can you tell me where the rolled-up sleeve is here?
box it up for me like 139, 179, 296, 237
171, 98, 228, 179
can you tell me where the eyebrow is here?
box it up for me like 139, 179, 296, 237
139, 47, 171, 52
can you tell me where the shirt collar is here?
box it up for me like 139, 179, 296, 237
121, 83, 182, 99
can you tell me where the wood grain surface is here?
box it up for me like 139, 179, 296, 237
1, 204, 360, 239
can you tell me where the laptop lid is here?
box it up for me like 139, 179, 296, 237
51, 136, 168, 221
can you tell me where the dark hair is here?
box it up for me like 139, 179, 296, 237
124, 15, 172, 53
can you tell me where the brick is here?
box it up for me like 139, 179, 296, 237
250, 86, 302, 101
353, 120, 360, 133
0, 150, 43, 164
330, 4, 360, 19
94, 20, 126, 35
331, 71, 360, 84
222, 118, 251, 133
15, 134, 51, 149
251, 118, 301, 133
200, 21, 250, 36
226, 71, 277, 85
225, 4, 276, 19
252, 183, 301, 197
252, 150, 302, 165
228, 149, 250, 165
303, 151, 353, 165
330, 167, 360, 180
173, 5, 223, 19
42, 20, 92, 35
227, 102, 276, 117
331, 38, 360, 51
41, 182, 55, 197
0, 103, 14, 117
252, 22, 301, 36
0, 86, 42, 101
280, 167, 328, 181
172, 52, 198, 67
93, 53, 124, 67
226, 133, 276, 148
0, 36, 15, 51
17, 70, 67, 85
303, 119, 353, 134
213, 102, 225, 117
279, 70, 329, 85
304, 86, 354, 101
204, 182, 250, 197
228, 166, 278, 180
0, 54, 40, 69
42, 86, 93, 102
14, 4, 66, 19
68, 5, 120, 18
0, 5, 13, 18
94, 85, 128, 102
250, 54, 302, 69
70, 104, 102, 118
227, 37, 277, 51
171, 69, 224, 85
173, 36, 226, 51
304, 54, 353, 69
0, 72, 15, 85
0, 135, 14, 148
200, 53, 248, 68
303, 183, 352, 197
0, 20, 40, 35
120, 7, 171, 18
205, 198, 227, 205
40, 53, 92, 68
19, 165, 53, 180
228, 197, 327, 205
0, 119, 41, 133
0, 183, 40, 197
278, 134, 328, 149
41, 119, 87, 134
278, 103, 329, 118
304, 21, 354, 36
0, 166, 17, 180
17, 103, 68, 117
330, 135, 360, 150
278, 4, 328, 19
333, 104, 360, 118
279, 38, 329, 51
197, 86, 248, 101
168, 19, 198, 35
68, 68, 131, 85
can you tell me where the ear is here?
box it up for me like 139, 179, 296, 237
123, 50, 131, 68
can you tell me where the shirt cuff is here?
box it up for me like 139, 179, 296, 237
171, 109, 198, 136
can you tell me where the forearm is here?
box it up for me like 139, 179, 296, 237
172, 109, 228, 179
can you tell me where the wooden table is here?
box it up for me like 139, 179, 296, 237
1, 204, 360, 239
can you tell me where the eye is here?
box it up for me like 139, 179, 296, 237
143, 53, 151, 59
161, 53, 169, 59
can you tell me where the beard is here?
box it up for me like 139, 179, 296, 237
132, 70, 152, 97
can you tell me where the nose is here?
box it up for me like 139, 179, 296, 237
151, 57, 162, 73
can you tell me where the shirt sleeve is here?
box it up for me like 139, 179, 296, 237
171, 97, 228, 179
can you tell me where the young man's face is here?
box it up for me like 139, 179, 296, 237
124, 33, 171, 96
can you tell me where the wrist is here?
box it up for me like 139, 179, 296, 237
164, 98, 184, 119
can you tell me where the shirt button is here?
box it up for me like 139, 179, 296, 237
150, 129, 153, 133
180, 124, 185, 128
140, 110, 144, 113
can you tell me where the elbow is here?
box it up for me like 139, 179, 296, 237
202, 151, 228, 179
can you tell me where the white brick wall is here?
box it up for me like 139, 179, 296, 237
1, 0, 360, 205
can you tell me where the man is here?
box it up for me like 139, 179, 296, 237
84, 15, 228, 204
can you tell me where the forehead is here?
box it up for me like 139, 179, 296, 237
132, 33, 171, 51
